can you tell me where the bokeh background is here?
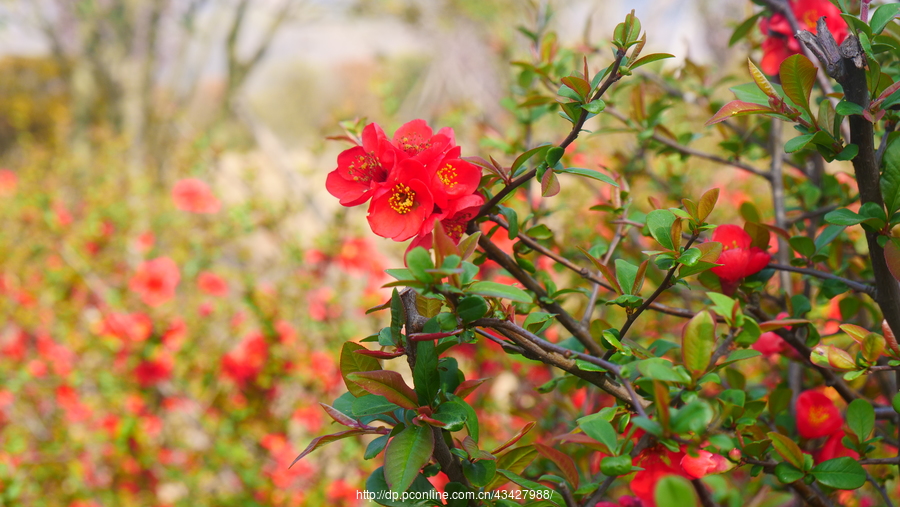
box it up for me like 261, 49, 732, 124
0, 1, 768, 506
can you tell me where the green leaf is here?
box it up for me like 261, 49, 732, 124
352, 395, 400, 417
384, 425, 435, 493
615, 259, 639, 295
789, 236, 816, 258
366, 467, 437, 507
836, 100, 864, 116
545, 147, 565, 167
678, 247, 703, 267
730, 12, 764, 46
654, 475, 698, 507
846, 399, 875, 441
432, 401, 469, 432
871, 2, 900, 35
811, 457, 867, 490
291, 429, 367, 467
774, 462, 805, 484
682, 311, 716, 379
637, 358, 692, 383
467, 281, 532, 303
882, 136, 900, 215
511, 145, 552, 175
498, 206, 519, 239
462, 459, 497, 488
647, 209, 677, 250
767, 432, 805, 469
413, 340, 439, 406
582, 99, 606, 114
555, 167, 619, 187
670, 400, 714, 434
486, 446, 537, 490
577, 413, 618, 453
825, 208, 865, 226
366, 435, 390, 460
628, 53, 675, 70
496, 470, 564, 506
457, 295, 488, 324
341, 342, 382, 397
347, 371, 419, 410
785, 134, 815, 153
407, 247, 435, 283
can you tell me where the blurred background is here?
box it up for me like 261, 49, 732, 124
0, 1, 753, 506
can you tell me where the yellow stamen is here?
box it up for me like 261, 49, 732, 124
438, 164, 458, 187
389, 184, 415, 214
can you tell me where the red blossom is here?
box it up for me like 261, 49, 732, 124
172, 178, 221, 214
710, 225, 770, 295
796, 390, 842, 439
816, 430, 859, 463
366, 160, 435, 241
100, 312, 153, 341
631, 445, 690, 507
197, 271, 229, 297
759, 0, 848, 75
680, 449, 732, 479
130, 257, 180, 306
326, 123, 397, 206
134, 355, 173, 388
222, 331, 268, 385
392, 119, 454, 160
0, 169, 16, 195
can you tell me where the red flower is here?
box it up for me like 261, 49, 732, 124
134, 355, 173, 387
759, 0, 848, 75
326, 123, 397, 206
100, 312, 153, 341
129, 257, 180, 306
817, 430, 859, 463
366, 159, 435, 241
631, 445, 690, 507
197, 271, 228, 297
796, 390, 842, 438
680, 449, 732, 479
710, 225, 770, 295
392, 119, 454, 160
172, 178, 221, 214
222, 331, 268, 385
428, 149, 482, 208
0, 169, 16, 195
409, 193, 485, 252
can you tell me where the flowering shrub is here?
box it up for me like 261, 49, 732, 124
299, 3, 900, 507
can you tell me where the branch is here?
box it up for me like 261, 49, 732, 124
741, 458, 835, 507
767, 263, 876, 296
618, 233, 700, 341
476, 49, 627, 219
472, 318, 650, 415
605, 107, 772, 180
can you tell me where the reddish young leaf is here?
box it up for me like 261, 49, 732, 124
346, 371, 419, 410
319, 403, 362, 429
535, 442, 580, 489
705, 101, 776, 126
885, 239, 900, 281
491, 421, 536, 455
341, 342, 382, 397
779, 55, 817, 116
454, 378, 490, 399
354, 349, 405, 359
290, 429, 367, 468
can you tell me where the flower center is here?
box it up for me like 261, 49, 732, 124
802, 11, 817, 30
389, 184, 416, 214
438, 164, 458, 187
398, 135, 430, 156
348, 154, 385, 184
807, 405, 830, 426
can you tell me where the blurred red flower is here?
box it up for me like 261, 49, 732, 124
759, 0, 847, 75
710, 225, 770, 295
631, 445, 690, 507
130, 257, 180, 306
796, 390, 842, 438
101, 312, 153, 341
0, 169, 16, 195
817, 429, 859, 463
134, 355, 173, 388
392, 118, 454, 160
172, 178, 221, 214
197, 271, 228, 297
680, 449, 732, 479
222, 331, 268, 385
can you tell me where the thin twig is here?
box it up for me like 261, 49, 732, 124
767, 263, 876, 296
476, 49, 628, 219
